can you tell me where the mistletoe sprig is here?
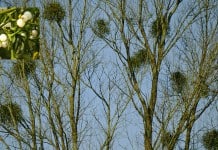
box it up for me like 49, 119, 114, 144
0, 7, 39, 60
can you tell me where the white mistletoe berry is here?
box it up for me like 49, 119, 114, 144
22, 11, 33, 22
1, 41, 8, 48
29, 35, 34, 39
21, 15, 28, 22
31, 30, 38, 37
20, 32, 26, 37
0, 34, 7, 42
17, 19, 26, 27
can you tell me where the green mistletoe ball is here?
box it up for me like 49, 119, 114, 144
12, 59, 36, 78
43, 2, 66, 22
0, 102, 23, 126
202, 129, 218, 150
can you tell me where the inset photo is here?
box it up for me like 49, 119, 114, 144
0, 7, 39, 60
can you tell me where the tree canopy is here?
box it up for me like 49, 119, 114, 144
0, 0, 217, 150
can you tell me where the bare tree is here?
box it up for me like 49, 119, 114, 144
95, 0, 218, 149
83, 62, 131, 149
0, 0, 98, 149
0, 0, 217, 150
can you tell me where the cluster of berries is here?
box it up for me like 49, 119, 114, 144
0, 33, 8, 48
0, 10, 39, 49
16, 11, 33, 28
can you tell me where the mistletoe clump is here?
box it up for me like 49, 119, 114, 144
150, 16, 170, 39
43, 2, 66, 23
171, 71, 187, 93
93, 19, 110, 38
129, 49, 149, 69
199, 81, 209, 98
0, 102, 23, 126
202, 129, 218, 150
151, 18, 161, 37
161, 131, 173, 148
12, 59, 36, 79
